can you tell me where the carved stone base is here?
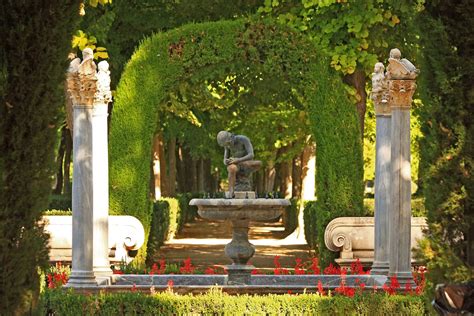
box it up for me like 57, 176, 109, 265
233, 191, 256, 199
224, 219, 255, 265
226, 265, 254, 285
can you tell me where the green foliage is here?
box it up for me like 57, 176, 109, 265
283, 198, 299, 233
0, 1, 81, 314
363, 198, 426, 217
46, 194, 72, 211
109, 18, 362, 265
105, 0, 262, 86
303, 200, 318, 248
415, 1, 474, 288
306, 61, 364, 267
260, 0, 423, 75
146, 195, 197, 265
40, 289, 427, 315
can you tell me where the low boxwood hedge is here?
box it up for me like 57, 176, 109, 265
39, 289, 428, 315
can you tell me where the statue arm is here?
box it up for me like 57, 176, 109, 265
223, 147, 230, 165
233, 137, 254, 163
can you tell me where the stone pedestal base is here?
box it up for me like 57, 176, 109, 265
65, 270, 97, 287
233, 191, 256, 199
371, 261, 390, 276
225, 219, 255, 264
387, 271, 416, 289
226, 265, 254, 285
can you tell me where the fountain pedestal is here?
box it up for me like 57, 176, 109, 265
190, 198, 289, 285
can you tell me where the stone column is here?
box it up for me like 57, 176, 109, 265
371, 63, 390, 275
65, 49, 98, 287
386, 48, 418, 288
92, 61, 112, 278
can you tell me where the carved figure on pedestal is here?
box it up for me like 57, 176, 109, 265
95, 61, 112, 104
217, 131, 261, 198
386, 48, 419, 80
371, 62, 389, 114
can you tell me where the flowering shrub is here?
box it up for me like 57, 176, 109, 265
47, 262, 70, 289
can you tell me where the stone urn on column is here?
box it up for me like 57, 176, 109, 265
386, 48, 419, 288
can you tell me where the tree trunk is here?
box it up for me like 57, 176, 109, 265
280, 159, 293, 199
203, 158, 212, 193
265, 163, 276, 193
152, 134, 162, 200
256, 171, 264, 196
292, 138, 316, 241
197, 158, 204, 193
53, 126, 67, 194
292, 155, 302, 199
168, 137, 176, 196
158, 134, 169, 197
343, 69, 367, 136
176, 143, 186, 193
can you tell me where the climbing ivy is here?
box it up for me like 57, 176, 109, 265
109, 18, 363, 263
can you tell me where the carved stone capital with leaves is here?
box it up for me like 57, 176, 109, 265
388, 79, 417, 109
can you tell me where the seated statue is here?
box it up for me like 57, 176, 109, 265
217, 131, 261, 198
386, 48, 419, 80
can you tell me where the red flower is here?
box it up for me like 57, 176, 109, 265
294, 258, 306, 275
131, 283, 137, 292
205, 267, 216, 275
309, 257, 320, 274
179, 258, 195, 274
317, 280, 325, 296
251, 268, 262, 275
167, 279, 174, 288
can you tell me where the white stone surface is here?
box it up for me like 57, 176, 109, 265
92, 103, 111, 276
324, 217, 427, 267
43, 215, 145, 263
66, 105, 97, 287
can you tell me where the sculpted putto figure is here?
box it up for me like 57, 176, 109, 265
217, 131, 261, 198
95, 60, 112, 103
371, 62, 388, 106
386, 48, 419, 80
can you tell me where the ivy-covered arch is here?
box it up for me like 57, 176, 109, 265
109, 18, 364, 263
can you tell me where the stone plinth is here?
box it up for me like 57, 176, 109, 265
42, 215, 145, 263
324, 217, 427, 268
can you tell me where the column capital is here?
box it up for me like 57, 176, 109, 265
388, 79, 417, 109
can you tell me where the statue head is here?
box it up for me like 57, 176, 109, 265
82, 48, 94, 62
374, 62, 385, 74
98, 60, 109, 73
389, 48, 401, 60
217, 131, 234, 147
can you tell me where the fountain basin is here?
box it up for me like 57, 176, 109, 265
190, 198, 290, 284
190, 198, 290, 221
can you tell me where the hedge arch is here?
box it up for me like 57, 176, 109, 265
109, 18, 364, 263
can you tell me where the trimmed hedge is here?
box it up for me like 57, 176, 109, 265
146, 194, 198, 265
363, 198, 427, 217
283, 198, 299, 233
109, 18, 362, 264
40, 289, 427, 315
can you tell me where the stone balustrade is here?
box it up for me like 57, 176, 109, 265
324, 217, 427, 268
42, 215, 145, 264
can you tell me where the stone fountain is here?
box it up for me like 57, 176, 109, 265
190, 131, 290, 284
190, 197, 289, 284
